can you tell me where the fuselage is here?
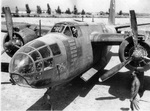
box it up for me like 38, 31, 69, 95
9, 21, 116, 88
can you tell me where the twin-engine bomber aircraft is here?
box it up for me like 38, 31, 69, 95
1, 0, 150, 107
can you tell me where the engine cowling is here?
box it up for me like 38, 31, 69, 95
119, 36, 150, 72
3, 28, 37, 57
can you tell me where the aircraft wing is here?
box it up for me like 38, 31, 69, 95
90, 33, 125, 45
115, 23, 150, 32
90, 29, 150, 45
1, 21, 29, 32
91, 22, 150, 45
1, 21, 52, 36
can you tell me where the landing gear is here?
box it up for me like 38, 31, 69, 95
43, 86, 62, 111
43, 87, 53, 111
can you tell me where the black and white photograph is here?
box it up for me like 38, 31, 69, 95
1, 0, 150, 110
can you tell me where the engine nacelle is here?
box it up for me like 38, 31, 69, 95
119, 36, 150, 72
3, 28, 37, 57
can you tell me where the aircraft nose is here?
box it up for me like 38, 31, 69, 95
9, 40, 56, 88
9, 53, 35, 87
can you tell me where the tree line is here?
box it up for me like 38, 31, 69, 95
2, 4, 86, 15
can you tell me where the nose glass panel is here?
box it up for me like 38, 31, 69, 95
11, 74, 32, 87
10, 53, 34, 74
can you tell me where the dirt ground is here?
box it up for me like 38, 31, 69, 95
1, 33, 150, 111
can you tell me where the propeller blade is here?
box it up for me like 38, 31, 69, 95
99, 57, 133, 82
39, 20, 41, 37
1, 49, 6, 55
130, 10, 138, 48
4, 7, 13, 40
142, 56, 150, 61
1, 82, 12, 84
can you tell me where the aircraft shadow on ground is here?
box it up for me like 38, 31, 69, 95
27, 69, 150, 111
27, 51, 112, 110
95, 70, 150, 111
27, 52, 150, 110
27, 73, 99, 110
96, 70, 132, 101
2, 55, 149, 110
96, 70, 150, 100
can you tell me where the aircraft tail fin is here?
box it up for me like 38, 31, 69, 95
108, 0, 115, 25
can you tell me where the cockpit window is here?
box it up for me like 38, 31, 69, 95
38, 46, 51, 58
11, 54, 34, 74
18, 47, 34, 53
29, 51, 41, 61
31, 40, 46, 48
70, 26, 78, 38
49, 43, 61, 56
51, 23, 65, 33
44, 58, 53, 70
35, 61, 43, 72
63, 26, 72, 36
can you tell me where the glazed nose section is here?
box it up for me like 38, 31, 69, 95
9, 40, 57, 88
10, 74, 32, 87
9, 53, 34, 87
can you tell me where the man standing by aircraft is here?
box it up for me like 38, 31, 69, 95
130, 70, 144, 111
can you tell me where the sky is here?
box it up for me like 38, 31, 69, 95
1, 0, 150, 13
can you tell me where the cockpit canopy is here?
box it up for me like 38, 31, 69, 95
51, 22, 82, 38
51, 23, 65, 33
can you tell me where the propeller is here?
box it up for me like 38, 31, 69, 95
1, 49, 6, 55
5, 7, 14, 40
130, 10, 138, 49
142, 56, 150, 61
1, 7, 22, 55
130, 10, 150, 62
1, 82, 12, 84
99, 57, 133, 82
99, 10, 150, 82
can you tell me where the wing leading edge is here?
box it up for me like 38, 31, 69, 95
90, 33, 125, 45
115, 23, 150, 32
91, 22, 150, 45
